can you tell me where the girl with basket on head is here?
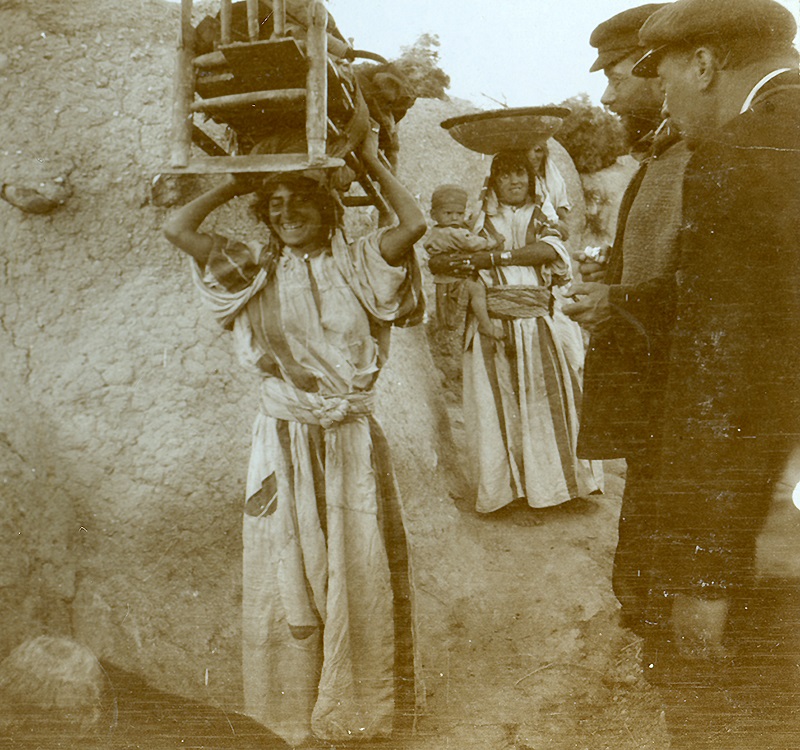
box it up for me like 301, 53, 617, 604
430, 149, 602, 520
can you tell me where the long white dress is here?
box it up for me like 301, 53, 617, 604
191, 228, 423, 745
536, 155, 590, 385
466, 197, 602, 512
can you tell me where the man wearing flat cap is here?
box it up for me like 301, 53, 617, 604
588, 3, 667, 150
565, 4, 693, 656
627, 0, 800, 740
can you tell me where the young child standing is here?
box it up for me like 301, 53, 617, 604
424, 184, 504, 340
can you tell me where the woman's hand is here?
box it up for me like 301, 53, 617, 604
225, 173, 262, 197
163, 175, 248, 265
362, 121, 426, 265
428, 253, 476, 277
468, 242, 558, 270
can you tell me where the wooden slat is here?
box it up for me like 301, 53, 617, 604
171, 0, 195, 167
217, 38, 306, 89
246, 0, 259, 42
163, 153, 346, 175
341, 195, 377, 207
273, 0, 286, 37
305, 1, 328, 165
220, 0, 232, 45
345, 154, 389, 215
193, 73, 235, 95
191, 126, 228, 157
193, 50, 227, 69
191, 88, 305, 113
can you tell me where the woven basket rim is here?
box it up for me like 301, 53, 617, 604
440, 105, 571, 131
440, 106, 572, 154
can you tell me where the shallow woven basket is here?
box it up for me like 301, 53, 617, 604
440, 106, 571, 155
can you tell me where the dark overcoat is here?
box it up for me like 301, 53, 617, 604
655, 70, 800, 595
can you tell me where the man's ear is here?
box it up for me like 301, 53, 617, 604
693, 47, 719, 91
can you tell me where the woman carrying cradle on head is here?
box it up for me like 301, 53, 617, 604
431, 151, 601, 514
163, 130, 426, 746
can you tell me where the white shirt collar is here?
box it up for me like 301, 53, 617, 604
740, 68, 793, 114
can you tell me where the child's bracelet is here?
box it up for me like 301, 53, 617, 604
500, 251, 512, 263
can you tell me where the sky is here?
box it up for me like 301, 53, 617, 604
324, 0, 800, 108
168, 1, 800, 109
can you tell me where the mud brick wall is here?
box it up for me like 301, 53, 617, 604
0, 0, 598, 718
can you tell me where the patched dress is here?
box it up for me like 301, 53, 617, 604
190, 228, 423, 746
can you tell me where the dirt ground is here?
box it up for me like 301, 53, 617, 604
390, 357, 671, 750
401, 307, 800, 750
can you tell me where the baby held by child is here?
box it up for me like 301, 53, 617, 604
424, 184, 504, 340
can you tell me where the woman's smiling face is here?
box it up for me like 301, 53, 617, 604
268, 184, 326, 252
495, 169, 530, 207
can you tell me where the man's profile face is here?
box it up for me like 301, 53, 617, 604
601, 53, 663, 144
657, 48, 712, 142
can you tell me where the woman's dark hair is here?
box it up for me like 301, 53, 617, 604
251, 175, 340, 243
488, 150, 538, 200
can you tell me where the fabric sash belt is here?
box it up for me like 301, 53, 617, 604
259, 377, 375, 428
486, 285, 552, 319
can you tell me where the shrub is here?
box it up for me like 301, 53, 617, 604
554, 94, 627, 174
392, 33, 451, 100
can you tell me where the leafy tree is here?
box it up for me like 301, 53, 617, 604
392, 33, 450, 100
554, 94, 627, 173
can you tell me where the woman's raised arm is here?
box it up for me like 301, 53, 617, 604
359, 130, 427, 266
163, 175, 252, 266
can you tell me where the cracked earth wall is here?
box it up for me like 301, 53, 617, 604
0, 0, 591, 713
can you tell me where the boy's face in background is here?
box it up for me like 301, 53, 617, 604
529, 144, 546, 173
431, 206, 466, 227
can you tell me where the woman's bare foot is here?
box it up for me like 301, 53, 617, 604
483, 498, 543, 527
508, 506, 544, 527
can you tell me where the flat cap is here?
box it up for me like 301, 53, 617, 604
633, 0, 798, 76
431, 184, 468, 211
589, 4, 667, 73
